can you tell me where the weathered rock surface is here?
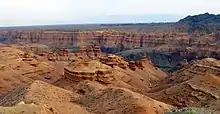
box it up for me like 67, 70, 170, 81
0, 45, 62, 94
75, 45, 102, 59
0, 30, 190, 47
64, 60, 114, 84
0, 30, 218, 52
58, 54, 167, 95
0, 30, 219, 71
149, 58, 220, 112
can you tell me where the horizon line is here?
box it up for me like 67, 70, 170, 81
0, 22, 176, 28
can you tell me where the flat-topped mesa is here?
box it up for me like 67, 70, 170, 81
100, 54, 128, 69
64, 60, 114, 84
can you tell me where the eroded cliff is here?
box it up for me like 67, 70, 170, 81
0, 30, 219, 72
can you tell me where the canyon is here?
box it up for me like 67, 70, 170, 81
0, 13, 219, 114
0, 43, 219, 114
0, 29, 219, 71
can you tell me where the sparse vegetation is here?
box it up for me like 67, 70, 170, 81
178, 13, 220, 33
167, 107, 214, 114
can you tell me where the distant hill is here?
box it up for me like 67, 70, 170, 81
177, 13, 220, 33
1, 13, 220, 34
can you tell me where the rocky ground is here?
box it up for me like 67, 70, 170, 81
0, 80, 173, 114
149, 58, 220, 113
0, 44, 219, 114
0, 45, 62, 94
0, 13, 219, 114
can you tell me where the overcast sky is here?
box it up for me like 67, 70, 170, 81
0, 0, 219, 26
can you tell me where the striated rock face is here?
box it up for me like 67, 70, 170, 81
149, 58, 220, 112
75, 45, 102, 59
56, 54, 168, 95
168, 58, 220, 84
100, 54, 128, 69
150, 75, 220, 108
0, 30, 191, 48
1, 30, 219, 72
64, 60, 114, 84
0, 45, 63, 94
63, 54, 154, 85
1, 29, 218, 50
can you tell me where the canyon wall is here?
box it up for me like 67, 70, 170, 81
0, 30, 219, 72
0, 30, 218, 49
0, 30, 191, 48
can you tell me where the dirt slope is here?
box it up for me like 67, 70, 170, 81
112, 58, 167, 94
0, 80, 173, 114
74, 86, 173, 114
0, 45, 63, 94
0, 103, 51, 114
0, 80, 89, 114
149, 58, 220, 112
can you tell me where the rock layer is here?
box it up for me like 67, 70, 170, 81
1, 30, 219, 71
0, 30, 192, 48
149, 58, 220, 112
64, 60, 114, 84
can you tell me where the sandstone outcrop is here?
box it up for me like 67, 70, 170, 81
75, 45, 102, 59
0, 45, 62, 94
57, 54, 167, 95
64, 60, 114, 84
149, 58, 220, 112
167, 58, 220, 84
100, 54, 128, 69
150, 74, 220, 111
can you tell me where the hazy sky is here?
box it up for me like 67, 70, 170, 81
0, 0, 219, 26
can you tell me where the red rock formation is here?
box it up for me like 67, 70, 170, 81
1, 30, 218, 61
75, 45, 102, 59
100, 54, 128, 69
0, 30, 192, 48
129, 61, 136, 71
64, 60, 114, 84
149, 58, 220, 109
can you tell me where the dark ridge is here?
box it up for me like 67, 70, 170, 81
177, 13, 220, 33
